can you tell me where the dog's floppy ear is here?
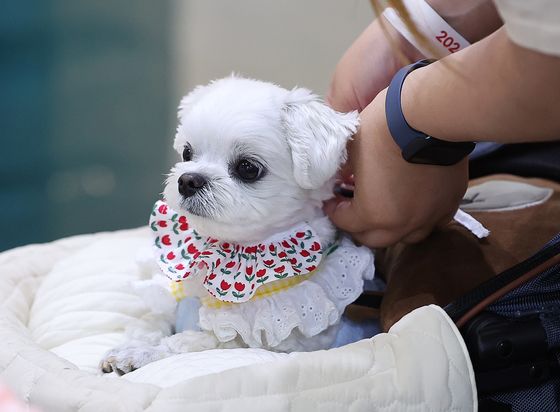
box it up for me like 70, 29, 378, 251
282, 88, 359, 189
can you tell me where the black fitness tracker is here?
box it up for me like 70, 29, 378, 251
385, 59, 475, 166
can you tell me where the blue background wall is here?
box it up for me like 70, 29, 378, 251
1, 1, 172, 250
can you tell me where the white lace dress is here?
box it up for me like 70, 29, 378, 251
197, 237, 374, 350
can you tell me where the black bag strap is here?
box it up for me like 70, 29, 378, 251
445, 233, 560, 396
445, 233, 560, 328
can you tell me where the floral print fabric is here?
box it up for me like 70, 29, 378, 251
150, 200, 332, 303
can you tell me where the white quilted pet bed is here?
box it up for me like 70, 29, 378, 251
0, 228, 477, 411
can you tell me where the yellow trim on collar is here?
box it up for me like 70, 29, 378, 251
170, 270, 318, 309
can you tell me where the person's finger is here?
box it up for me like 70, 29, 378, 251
323, 198, 366, 233
336, 135, 357, 180
327, 72, 362, 113
337, 161, 353, 181
352, 229, 402, 249
401, 227, 433, 244
437, 212, 456, 228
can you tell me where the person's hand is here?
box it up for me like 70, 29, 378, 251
327, 0, 502, 113
325, 1, 503, 247
327, 16, 423, 113
324, 89, 469, 247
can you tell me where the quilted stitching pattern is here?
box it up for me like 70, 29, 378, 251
0, 229, 477, 411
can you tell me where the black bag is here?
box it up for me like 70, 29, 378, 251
445, 233, 560, 412
451, 142, 560, 411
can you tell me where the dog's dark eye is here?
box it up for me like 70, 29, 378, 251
234, 159, 264, 183
182, 144, 193, 162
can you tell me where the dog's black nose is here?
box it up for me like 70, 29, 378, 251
178, 173, 207, 197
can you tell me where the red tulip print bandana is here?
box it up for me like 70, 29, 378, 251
150, 201, 331, 303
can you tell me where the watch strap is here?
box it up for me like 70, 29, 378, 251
385, 59, 433, 152
385, 59, 475, 165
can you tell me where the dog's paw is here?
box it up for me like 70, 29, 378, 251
163, 330, 219, 352
99, 343, 169, 375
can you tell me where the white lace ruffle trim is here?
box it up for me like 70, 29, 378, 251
198, 237, 374, 349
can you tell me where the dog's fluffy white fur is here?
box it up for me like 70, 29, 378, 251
100, 76, 363, 375
165, 76, 358, 243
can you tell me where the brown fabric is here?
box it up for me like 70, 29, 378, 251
377, 174, 560, 331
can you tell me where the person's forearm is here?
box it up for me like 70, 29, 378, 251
401, 27, 560, 143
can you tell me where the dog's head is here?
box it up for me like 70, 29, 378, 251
163, 76, 358, 242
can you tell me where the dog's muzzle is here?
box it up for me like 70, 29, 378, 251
178, 173, 207, 198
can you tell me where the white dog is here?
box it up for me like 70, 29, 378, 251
100, 76, 374, 375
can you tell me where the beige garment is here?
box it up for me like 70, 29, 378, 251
494, 0, 560, 55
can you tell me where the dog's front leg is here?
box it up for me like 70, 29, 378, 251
100, 330, 225, 375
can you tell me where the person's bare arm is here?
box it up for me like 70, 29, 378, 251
326, 25, 560, 248
328, 0, 502, 113
402, 27, 560, 143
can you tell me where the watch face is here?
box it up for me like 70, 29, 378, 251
403, 138, 475, 166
